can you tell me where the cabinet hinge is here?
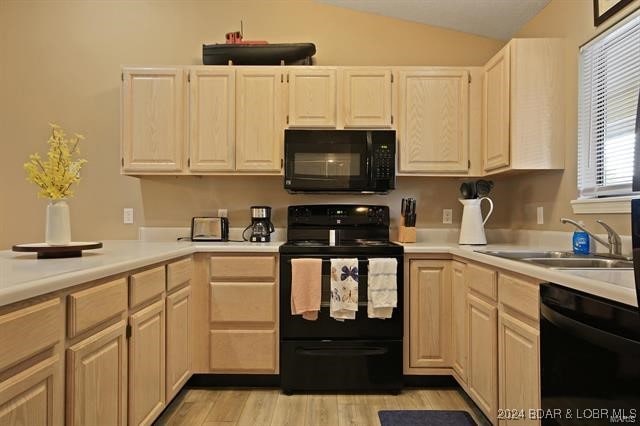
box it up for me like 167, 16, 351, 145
286, 74, 289, 83
121, 72, 124, 82
281, 74, 283, 83
126, 324, 132, 339
281, 158, 284, 169
187, 158, 191, 167
468, 160, 471, 169
286, 115, 289, 125
391, 115, 394, 125
187, 72, 191, 83
391, 74, 394, 83
121, 158, 124, 167
468, 74, 472, 84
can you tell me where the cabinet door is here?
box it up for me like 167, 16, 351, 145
343, 68, 392, 128
467, 293, 498, 421
409, 260, 452, 368
452, 261, 468, 382
499, 311, 540, 426
166, 286, 191, 401
236, 68, 284, 172
483, 46, 511, 172
122, 68, 185, 173
67, 321, 127, 426
0, 356, 61, 426
189, 68, 235, 171
288, 68, 336, 127
129, 299, 165, 426
398, 69, 469, 173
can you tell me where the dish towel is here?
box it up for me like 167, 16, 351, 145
291, 258, 322, 321
368, 258, 398, 319
330, 258, 359, 321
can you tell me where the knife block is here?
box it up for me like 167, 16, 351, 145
397, 217, 416, 243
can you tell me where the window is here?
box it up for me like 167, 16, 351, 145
577, 10, 640, 198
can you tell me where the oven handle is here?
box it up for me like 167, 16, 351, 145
540, 303, 640, 354
296, 346, 389, 357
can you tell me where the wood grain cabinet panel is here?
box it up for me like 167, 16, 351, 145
122, 68, 185, 173
66, 321, 127, 426
499, 273, 539, 321
343, 68, 392, 128
167, 257, 193, 292
210, 330, 276, 372
235, 68, 284, 172
0, 356, 62, 426
129, 266, 166, 309
408, 260, 452, 368
467, 293, 498, 422
287, 68, 336, 127
189, 68, 235, 171
0, 298, 61, 372
129, 299, 165, 426
398, 69, 469, 173
467, 263, 497, 302
499, 311, 540, 426
210, 282, 275, 323
166, 285, 192, 401
452, 261, 468, 383
67, 278, 127, 338
210, 256, 276, 280
483, 46, 511, 172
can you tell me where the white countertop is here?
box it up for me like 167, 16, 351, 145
0, 239, 636, 309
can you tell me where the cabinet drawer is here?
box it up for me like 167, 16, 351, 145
0, 299, 62, 372
167, 258, 193, 292
210, 330, 276, 372
210, 282, 275, 323
467, 263, 497, 301
129, 266, 166, 308
499, 273, 539, 321
210, 256, 275, 280
68, 278, 127, 338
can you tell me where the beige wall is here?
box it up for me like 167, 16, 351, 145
501, 0, 640, 234
0, 0, 504, 249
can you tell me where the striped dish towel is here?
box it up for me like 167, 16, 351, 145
367, 258, 397, 319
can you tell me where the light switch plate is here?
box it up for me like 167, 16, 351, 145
537, 206, 544, 225
123, 208, 134, 224
443, 209, 453, 224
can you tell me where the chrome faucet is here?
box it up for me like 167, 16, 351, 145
560, 218, 623, 257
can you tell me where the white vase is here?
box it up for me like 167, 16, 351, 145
45, 199, 71, 245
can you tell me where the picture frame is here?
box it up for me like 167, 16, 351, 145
594, 0, 634, 26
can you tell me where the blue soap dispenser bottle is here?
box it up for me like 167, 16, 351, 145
573, 222, 590, 255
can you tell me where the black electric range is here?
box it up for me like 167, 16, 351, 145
279, 205, 404, 394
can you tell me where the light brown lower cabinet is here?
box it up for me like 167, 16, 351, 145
210, 329, 276, 372
408, 260, 452, 368
67, 321, 127, 426
498, 311, 540, 426
129, 299, 166, 426
166, 285, 192, 401
451, 261, 468, 382
467, 292, 498, 421
0, 355, 62, 426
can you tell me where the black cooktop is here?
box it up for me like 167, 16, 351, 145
279, 240, 403, 255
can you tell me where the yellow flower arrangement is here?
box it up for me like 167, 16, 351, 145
24, 124, 87, 200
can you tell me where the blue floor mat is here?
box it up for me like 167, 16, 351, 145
378, 410, 477, 426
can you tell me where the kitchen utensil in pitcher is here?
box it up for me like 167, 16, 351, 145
458, 197, 494, 245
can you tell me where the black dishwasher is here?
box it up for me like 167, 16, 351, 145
540, 283, 640, 425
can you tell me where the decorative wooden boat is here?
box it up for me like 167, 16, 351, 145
202, 43, 316, 65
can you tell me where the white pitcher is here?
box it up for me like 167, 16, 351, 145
459, 197, 494, 245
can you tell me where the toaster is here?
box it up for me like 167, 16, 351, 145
191, 217, 229, 241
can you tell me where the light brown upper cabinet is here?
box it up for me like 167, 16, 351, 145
287, 67, 337, 127
482, 38, 564, 174
188, 68, 235, 172
397, 69, 470, 174
121, 68, 186, 173
236, 67, 285, 172
343, 68, 393, 128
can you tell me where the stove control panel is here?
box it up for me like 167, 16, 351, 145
288, 205, 389, 226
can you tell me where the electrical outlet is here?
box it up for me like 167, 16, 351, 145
123, 208, 134, 224
443, 209, 453, 224
218, 209, 228, 218
537, 206, 544, 225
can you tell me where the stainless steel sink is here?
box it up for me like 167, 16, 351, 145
476, 250, 633, 269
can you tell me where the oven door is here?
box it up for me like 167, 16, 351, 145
280, 255, 403, 340
284, 130, 370, 192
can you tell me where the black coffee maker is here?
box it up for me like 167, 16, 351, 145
243, 206, 275, 242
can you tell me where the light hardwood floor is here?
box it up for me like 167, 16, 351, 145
155, 387, 489, 426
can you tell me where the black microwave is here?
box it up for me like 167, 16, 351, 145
284, 129, 396, 193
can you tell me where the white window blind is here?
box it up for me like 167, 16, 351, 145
578, 9, 640, 198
